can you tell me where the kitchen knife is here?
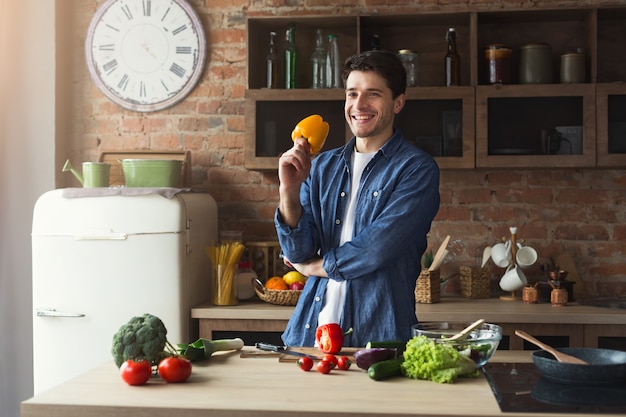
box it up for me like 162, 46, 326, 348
255, 342, 320, 360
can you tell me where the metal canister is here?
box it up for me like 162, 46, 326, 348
560, 51, 586, 83
519, 43, 553, 84
398, 49, 418, 87
485, 44, 512, 84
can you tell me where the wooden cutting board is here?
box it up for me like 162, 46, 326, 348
240, 347, 361, 362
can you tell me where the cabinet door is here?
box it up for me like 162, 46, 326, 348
399, 87, 475, 169
476, 84, 596, 168
244, 89, 349, 170
596, 84, 626, 167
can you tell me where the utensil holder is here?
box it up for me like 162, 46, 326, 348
415, 269, 440, 304
459, 266, 490, 299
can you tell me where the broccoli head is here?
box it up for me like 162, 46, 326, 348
112, 313, 168, 368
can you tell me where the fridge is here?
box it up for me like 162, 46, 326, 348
31, 189, 217, 394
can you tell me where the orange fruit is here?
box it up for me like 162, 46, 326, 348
265, 276, 289, 290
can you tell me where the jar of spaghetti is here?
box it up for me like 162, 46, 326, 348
485, 44, 512, 84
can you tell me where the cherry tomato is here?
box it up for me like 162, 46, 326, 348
297, 356, 313, 371
316, 360, 332, 374
337, 356, 352, 370
322, 354, 338, 369
158, 356, 192, 383
120, 359, 152, 386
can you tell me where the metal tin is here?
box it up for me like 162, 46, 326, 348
519, 43, 553, 84
485, 44, 512, 84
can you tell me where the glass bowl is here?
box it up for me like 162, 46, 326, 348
411, 322, 502, 367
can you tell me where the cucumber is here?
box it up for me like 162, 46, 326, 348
365, 340, 407, 353
367, 358, 404, 381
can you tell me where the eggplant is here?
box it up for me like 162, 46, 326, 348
353, 347, 398, 370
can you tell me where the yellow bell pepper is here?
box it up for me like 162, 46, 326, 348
291, 114, 329, 154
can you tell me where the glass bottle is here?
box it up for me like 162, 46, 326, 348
310, 29, 326, 89
284, 24, 297, 89
445, 28, 460, 86
325, 34, 341, 88
398, 49, 418, 87
371, 33, 380, 51
265, 31, 279, 89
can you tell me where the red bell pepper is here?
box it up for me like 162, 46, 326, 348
316, 323, 350, 354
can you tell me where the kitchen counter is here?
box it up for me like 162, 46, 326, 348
20, 349, 624, 417
192, 297, 626, 349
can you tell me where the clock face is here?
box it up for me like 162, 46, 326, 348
85, 0, 206, 112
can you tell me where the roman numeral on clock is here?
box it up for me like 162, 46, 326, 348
143, 0, 151, 16
118, 74, 129, 91
103, 59, 118, 74
121, 4, 133, 20
176, 46, 192, 54
169, 62, 186, 78
172, 25, 187, 35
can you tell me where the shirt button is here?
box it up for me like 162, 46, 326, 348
373, 191, 379, 197
315, 296, 321, 302
340, 191, 346, 197
305, 324, 310, 329
335, 219, 341, 225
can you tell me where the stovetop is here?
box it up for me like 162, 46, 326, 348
482, 362, 626, 414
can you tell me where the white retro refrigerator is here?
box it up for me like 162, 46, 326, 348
31, 189, 217, 394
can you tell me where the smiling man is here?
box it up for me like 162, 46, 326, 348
275, 50, 441, 347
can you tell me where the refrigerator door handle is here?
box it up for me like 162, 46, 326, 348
36, 307, 85, 318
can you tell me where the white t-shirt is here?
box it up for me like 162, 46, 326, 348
317, 149, 376, 327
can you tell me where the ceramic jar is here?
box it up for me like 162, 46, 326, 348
519, 43, 553, 84
560, 51, 586, 83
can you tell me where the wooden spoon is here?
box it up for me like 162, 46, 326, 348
428, 235, 450, 272
515, 330, 588, 365
446, 319, 486, 341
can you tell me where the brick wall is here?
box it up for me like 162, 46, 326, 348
65, 0, 626, 297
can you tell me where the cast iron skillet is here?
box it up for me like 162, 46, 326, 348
532, 348, 626, 384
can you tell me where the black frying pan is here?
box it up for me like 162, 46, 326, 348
531, 348, 626, 384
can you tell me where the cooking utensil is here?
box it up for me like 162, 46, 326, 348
428, 235, 450, 272
481, 246, 491, 267
531, 348, 626, 385
515, 330, 587, 364
255, 342, 320, 360
446, 319, 486, 341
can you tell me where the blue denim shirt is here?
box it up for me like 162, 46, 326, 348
275, 129, 440, 347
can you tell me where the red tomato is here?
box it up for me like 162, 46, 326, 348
337, 356, 352, 370
158, 356, 192, 383
297, 356, 313, 371
120, 359, 152, 386
316, 360, 332, 374
322, 354, 338, 369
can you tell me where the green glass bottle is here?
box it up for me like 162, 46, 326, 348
284, 24, 297, 89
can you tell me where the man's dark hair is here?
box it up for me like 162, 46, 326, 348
342, 50, 407, 98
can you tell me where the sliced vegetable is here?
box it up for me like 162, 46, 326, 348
353, 347, 398, 370
177, 337, 244, 361
368, 358, 404, 381
291, 114, 329, 154
316, 323, 346, 354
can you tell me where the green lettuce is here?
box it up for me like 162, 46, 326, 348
401, 336, 479, 384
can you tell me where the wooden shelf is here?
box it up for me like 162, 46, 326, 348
245, 7, 626, 170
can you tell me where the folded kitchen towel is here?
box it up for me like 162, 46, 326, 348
62, 187, 191, 199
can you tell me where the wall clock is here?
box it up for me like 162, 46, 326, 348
85, 0, 206, 112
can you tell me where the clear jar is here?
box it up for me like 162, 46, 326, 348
236, 262, 258, 300
398, 49, 418, 87
485, 44, 512, 84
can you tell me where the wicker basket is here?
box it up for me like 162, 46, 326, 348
253, 279, 302, 306
459, 266, 490, 299
415, 269, 440, 304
